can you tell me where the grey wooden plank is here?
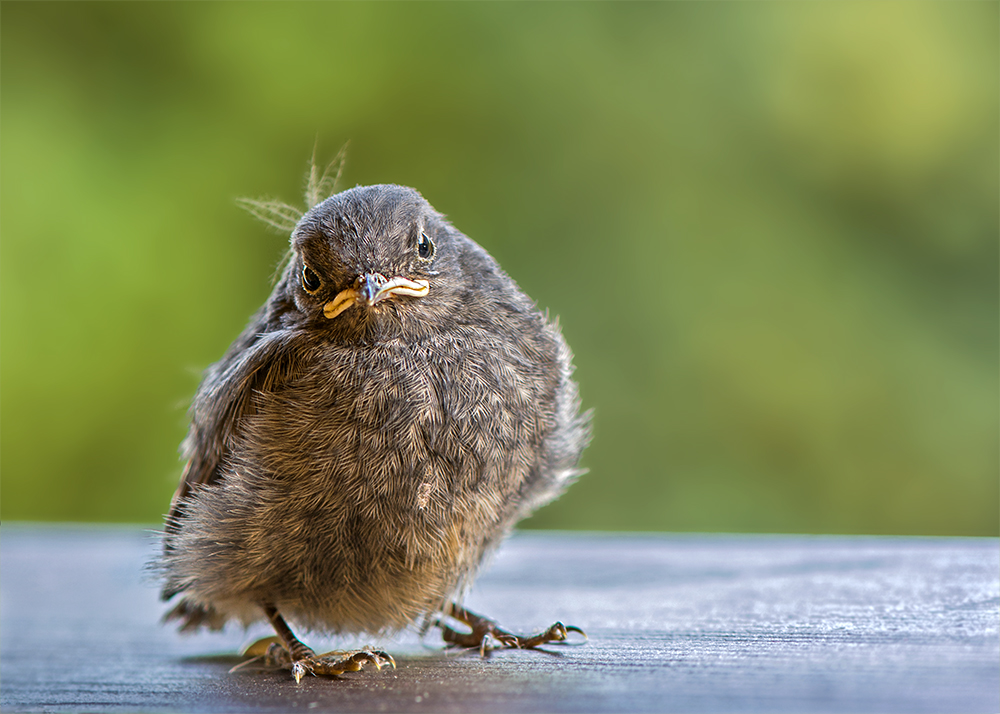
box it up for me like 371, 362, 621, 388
1, 525, 997, 713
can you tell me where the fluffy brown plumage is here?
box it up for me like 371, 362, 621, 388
158, 182, 590, 678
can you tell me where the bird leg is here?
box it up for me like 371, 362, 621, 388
258, 603, 395, 683
437, 602, 586, 655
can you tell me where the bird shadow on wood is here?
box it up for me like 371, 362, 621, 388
441, 645, 573, 660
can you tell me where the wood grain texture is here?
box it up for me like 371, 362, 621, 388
2, 525, 997, 713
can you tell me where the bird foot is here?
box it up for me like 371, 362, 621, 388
437, 603, 587, 655
239, 637, 395, 682
283, 649, 395, 684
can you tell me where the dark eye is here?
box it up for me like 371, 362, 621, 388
301, 265, 322, 294
417, 232, 435, 260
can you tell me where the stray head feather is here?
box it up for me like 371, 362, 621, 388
236, 143, 349, 281
236, 143, 349, 234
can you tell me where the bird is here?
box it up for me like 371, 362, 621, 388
157, 161, 591, 682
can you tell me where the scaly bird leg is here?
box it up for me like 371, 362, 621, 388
437, 602, 586, 656
256, 603, 395, 683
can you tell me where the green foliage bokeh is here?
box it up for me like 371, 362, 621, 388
2, 1, 996, 535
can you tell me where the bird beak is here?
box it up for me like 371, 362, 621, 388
323, 273, 430, 320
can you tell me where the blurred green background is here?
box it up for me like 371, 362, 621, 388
2, 2, 996, 536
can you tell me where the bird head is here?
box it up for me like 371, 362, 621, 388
284, 184, 456, 337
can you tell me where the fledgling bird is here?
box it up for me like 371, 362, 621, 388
158, 167, 590, 682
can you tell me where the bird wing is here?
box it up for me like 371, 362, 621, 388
163, 314, 298, 538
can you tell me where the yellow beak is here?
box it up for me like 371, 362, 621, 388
323, 273, 430, 319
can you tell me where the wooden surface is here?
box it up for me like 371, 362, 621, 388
1, 525, 997, 713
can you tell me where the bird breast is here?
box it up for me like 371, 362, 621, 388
196, 328, 560, 632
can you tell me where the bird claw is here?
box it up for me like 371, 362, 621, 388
258, 643, 394, 682
484, 620, 588, 652
520, 621, 588, 648
438, 604, 587, 654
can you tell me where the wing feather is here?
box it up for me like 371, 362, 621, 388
163, 304, 298, 542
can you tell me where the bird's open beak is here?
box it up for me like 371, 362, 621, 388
323, 273, 430, 319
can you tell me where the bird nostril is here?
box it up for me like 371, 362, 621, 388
358, 273, 387, 304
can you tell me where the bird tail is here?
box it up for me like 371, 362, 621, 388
161, 598, 228, 633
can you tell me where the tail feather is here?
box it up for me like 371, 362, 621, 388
162, 598, 228, 633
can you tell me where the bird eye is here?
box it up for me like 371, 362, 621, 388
417, 232, 435, 260
301, 265, 322, 294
